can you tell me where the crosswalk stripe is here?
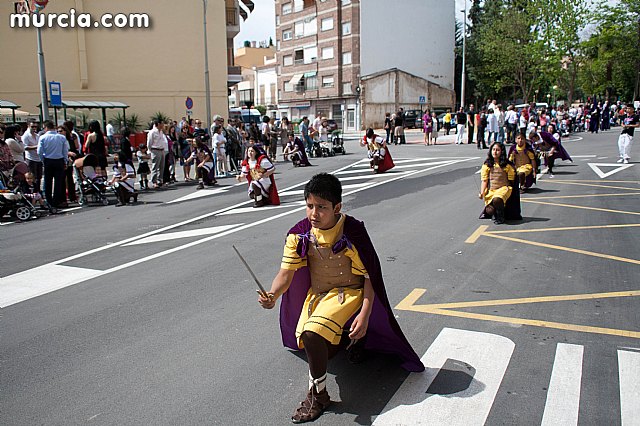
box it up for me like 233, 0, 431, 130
618, 349, 640, 425
541, 343, 584, 426
374, 328, 514, 425
123, 224, 243, 246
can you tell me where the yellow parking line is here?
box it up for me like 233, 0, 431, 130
542, 181, 640, 191
465, 225, 489, 243
521, 199, 640, 216
487, 223, 640, 234
483, 233, 640, 265
395, 288, 640, 339
525, 193, 639, 200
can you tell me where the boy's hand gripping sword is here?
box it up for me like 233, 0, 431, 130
232, 245, 271, 299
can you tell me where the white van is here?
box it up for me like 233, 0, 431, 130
228, 107, 261, 125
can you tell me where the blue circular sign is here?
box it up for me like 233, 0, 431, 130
185, 97, 193, 109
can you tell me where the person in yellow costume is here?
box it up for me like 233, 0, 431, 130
508, 133, 537, 193
479, 142, 515, 224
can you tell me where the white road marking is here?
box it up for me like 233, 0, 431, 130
0, 157, 476, 307
571, 155, 597, 158
166, 186, 232, 204
588, 163, 634, 179
123, 224, 243, 246
279, 182, 370, 197
216, 201, 306, 216
541, 343, 584, 426
373, 328, 515, 426
0, 265, 104, 307
618, 349, 640, 425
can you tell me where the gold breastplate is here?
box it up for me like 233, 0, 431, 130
513, 149, 531, 169
307, 245, 364, 295
250, 166, 264, 181
489, 165, 509, 189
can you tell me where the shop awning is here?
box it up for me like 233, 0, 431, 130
289, 74, 304, 86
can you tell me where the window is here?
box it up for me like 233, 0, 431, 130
343, 82, 352, 94
293, 0, 304, 12
321, 47, 334, 60
294, 49, 304, 64
295, 21, 304, 37
296, 18, 317, 38
342, 21, 351, 35
305, 73, 318, 90
284, 82, 293, 92
321, 17, 333, 31
303, 45, 317, 64
282, 29, 293, 41
282, 3, 292, 14
322, 76, 335, 88
342, 0, 351, 5
343, 52, 352, 65
283, 55, 293, 66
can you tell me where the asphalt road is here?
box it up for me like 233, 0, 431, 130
1, 129, 639, 425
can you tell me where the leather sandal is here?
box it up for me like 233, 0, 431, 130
291, 388, 330, 424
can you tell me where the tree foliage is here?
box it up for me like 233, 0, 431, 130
462, 0, 640, 104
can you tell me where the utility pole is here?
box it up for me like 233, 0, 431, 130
203, 0, 212, 133
460, 1, 467, 109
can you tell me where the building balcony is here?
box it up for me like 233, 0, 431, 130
228, 65, 243, 86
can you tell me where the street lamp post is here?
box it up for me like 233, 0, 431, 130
202, 0, 212, 133
460, 2, 467, 109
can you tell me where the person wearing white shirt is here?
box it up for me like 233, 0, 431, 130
22, 121, 43, 192
106, 122, 115, 146
505, 105, 518, 144
212, 125, 229, 176
147, 121, 167, 188
486, 109, 499, 145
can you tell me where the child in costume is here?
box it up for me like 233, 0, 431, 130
529, 130, 572, 178
360, 128, 394, 173
258, 173, 423, 423
135, 144, 151, 190
189, 137, 217, 189
479, 142, 516, 224
236, 145, 280, 207
508, 133, 537, 193
108, 151, 138, 206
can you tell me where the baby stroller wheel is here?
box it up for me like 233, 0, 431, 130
14, 206, 32, 221
342, 148, 346, 155
79, 196, 87, 206
102, 197, 110, 206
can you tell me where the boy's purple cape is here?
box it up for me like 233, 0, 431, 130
279, 215, 425, 373
537, 131, 572, 165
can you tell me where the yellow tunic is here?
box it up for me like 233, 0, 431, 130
509, 145, 535, 176
481, 163, 515, 205
281, 214, 369, 346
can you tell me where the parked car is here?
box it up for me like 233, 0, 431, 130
325, 119, 339, 133
437, 112, 456, 128
403, 109, 423, 129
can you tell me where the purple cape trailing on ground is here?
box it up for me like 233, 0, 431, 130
537, 131, 572, 165
293, 137, 312, 166
279, 215, 425, 372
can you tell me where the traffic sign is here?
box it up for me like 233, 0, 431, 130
185, 97, 193, 110
49, 81, 62, 107
419, 96, 426, 104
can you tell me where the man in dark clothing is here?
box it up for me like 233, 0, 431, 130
467, 104, 476, 144
394, 108, 406, 145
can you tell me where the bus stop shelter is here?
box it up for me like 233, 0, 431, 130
0, 100, 22, 123
37, 100, 129, 131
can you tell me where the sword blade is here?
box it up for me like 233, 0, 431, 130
232, 245, 268, 296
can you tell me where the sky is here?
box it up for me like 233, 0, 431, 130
234, 0, 471, 49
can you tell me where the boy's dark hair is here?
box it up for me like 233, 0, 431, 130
304, 173, 342, 206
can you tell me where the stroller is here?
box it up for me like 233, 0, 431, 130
331, 133, 346, 155
0, 163, 44, 221
74, 154, 110, 206
309, 139, 323, 158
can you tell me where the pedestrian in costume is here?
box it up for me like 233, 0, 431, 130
529, 130, 572, 178
190, 137, 217, 189
479, 142, 516, 224
236, 145, 280, 207
258, 173, 424, 423
284, 135, 312, 167
617, 105, 639, 164
108, 151, 138, 206
360, 128, 394, 173
508, 133, 537, 193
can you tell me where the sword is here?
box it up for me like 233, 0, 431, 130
232, 245, 271, 299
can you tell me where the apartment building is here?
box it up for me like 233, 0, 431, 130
0, 0, 254, 125
275, 0, 361, 131
274, 0, 455, 131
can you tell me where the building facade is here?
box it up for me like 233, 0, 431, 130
274, 0, 454, 131
0, 0, 254, 126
